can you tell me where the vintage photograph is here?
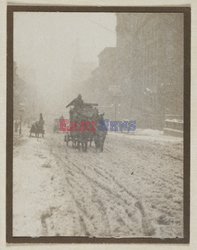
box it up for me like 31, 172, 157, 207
7, 6, 190, 243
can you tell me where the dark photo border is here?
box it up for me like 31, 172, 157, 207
6, 5, 191, 244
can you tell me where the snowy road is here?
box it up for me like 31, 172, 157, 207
13, 130, 183, 238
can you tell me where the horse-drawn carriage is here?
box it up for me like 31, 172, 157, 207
29, 113, 45, 138
64, 95, 107, 152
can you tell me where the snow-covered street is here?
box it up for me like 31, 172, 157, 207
13, 129, 183, 238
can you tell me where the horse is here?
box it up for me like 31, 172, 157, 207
76, 114, 107, 152
94, 114, 107, 152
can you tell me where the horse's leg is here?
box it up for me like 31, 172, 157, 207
95, 136, 101, 152
84, 140, 88, 152
72, 137, 75, 148
77, 139, 80, 151
65, 135, 69, 146
100, 140, 104, 152
81, 139, 85, 152
94, 138, 98, 152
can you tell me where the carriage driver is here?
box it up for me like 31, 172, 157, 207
39, 113, 44, 124
66, 94, 84, 110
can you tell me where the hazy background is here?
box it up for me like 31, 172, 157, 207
13, 12, 183, 130
14, 12, 116, 119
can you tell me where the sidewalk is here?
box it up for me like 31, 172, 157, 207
109, 129, 183, 143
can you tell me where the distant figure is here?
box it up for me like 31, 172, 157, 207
40, 113, 44, 121
39, 113, 44, 127
14, 120, 18, 133
29, 113, 45, 138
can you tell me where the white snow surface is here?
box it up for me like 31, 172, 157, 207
13, 129, 183, 238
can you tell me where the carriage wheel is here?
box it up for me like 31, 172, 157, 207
65, 135, 69, 146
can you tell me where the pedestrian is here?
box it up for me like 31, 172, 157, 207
14, 120, 18, 133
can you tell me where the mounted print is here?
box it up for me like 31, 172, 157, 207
6, 5, 190, 243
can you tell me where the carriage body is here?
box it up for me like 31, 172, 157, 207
64, 103, 107, 152
30, 121, 44, 138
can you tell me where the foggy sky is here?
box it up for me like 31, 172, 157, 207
14, 12, 116, 117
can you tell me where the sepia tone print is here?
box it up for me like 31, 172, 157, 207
7, 6, 190, 244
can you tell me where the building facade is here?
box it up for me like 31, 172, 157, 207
82, 13, 184, 128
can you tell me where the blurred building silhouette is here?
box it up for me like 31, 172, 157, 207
81, 13, 184, 128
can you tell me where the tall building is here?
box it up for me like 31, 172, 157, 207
82, 13, 184, 128
117, 13, 184, 127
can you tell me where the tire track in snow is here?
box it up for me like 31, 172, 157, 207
49, 138, 154, 237
53, 153, 112, 236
